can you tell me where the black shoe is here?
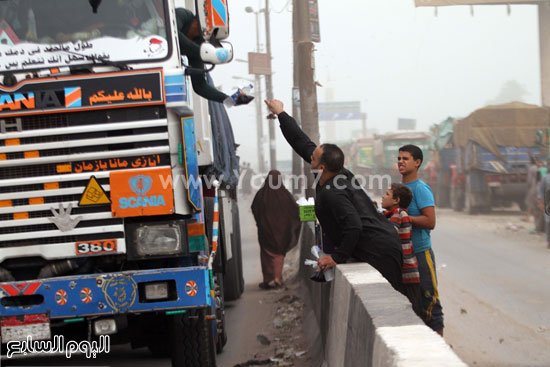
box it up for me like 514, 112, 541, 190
259, 282, 273, 290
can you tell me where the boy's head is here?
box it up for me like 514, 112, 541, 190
381, 183, 413, 210
398, 144, 423, 175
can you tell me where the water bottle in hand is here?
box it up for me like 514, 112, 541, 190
223, 84, 254, 108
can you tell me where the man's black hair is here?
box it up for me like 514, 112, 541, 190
399, 144, 424, 167
390, 183, 413, 209
319, 144, 344, 173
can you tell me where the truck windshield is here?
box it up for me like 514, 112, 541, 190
0, 0, 170, 72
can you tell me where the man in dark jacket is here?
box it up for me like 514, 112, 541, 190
264, 99, 405, 294
176, 8, 253, 106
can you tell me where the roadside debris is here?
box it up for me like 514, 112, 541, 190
257, 334, 271, 345
234, 359, 272, 367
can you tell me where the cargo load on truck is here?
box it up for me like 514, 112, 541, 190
450, 101, 548, 214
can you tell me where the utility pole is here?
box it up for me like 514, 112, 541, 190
253, 11, 265, 173
539, 3, 550, 107
295, 0, 320, 198
264, 0, 277, 170
291, 0, 302, 194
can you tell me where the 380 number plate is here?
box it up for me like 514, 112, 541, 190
75, 239, 117, 255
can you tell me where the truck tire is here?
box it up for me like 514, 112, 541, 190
170, 309, 216, 367
223, 200, 244, 301
213, 274, 227, 353
232, 202, 245, 294
464, 175, 477, 215
223, 253, 242, 301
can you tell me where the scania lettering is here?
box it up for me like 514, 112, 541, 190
119, 195, 167, 209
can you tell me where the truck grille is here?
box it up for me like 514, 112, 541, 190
0, 106, 170, 259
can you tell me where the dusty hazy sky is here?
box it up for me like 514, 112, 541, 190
207, 1, 540, 170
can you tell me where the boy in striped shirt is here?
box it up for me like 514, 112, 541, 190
382, 183, 422, 317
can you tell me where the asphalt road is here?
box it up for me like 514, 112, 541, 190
433, 208, 550, 367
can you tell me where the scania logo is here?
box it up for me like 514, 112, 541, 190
128, 175, 153, 196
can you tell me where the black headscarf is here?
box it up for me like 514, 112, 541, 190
176, 7, 195, 36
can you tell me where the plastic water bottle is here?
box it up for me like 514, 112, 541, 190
223, 84, 253, 108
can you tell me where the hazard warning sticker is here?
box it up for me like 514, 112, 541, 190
79, 176, 111, 206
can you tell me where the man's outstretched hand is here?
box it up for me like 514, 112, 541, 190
317, 255, 337, 272
264, 99, 284, 116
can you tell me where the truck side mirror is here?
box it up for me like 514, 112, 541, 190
199, 41, 233, 65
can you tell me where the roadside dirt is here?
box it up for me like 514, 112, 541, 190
436, 206, 546, 249
227, 247, 311, 367
230, 280, 311, 367
218, 194, 312, 367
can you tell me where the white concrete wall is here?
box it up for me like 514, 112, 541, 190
299, 223, 467, 367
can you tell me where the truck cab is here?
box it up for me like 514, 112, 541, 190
0, 0, 242, 365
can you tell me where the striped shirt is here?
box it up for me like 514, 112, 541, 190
385, 207, 420, 284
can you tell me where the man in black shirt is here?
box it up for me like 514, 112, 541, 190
264, 99, 405, 294
176, 8, 253, 106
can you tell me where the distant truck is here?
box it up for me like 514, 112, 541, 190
373, 131, 432, 194
349, 136, 375, 177
447, 102, 546, 214
429, 118, 455, 208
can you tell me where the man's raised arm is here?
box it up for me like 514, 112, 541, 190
264, 99, 316, 164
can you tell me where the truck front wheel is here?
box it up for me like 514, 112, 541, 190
464, 175, 477, 215
169, 309, 216, 367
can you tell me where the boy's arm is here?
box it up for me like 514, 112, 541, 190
409, 184, 436, 230
387, 212, 400, 231
409, 206, 435, 230
399, 211, 412, 240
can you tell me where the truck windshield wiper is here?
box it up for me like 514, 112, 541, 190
63, 50, 131, 71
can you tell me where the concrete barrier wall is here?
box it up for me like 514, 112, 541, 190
299, 223, 467, 367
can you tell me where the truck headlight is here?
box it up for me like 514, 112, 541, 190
135, 225, 182, 256
94, 319, 117, 335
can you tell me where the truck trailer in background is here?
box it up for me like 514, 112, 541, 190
447, 102, 547, 214
349, 136, 375, 178
429, 117, 455, 208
